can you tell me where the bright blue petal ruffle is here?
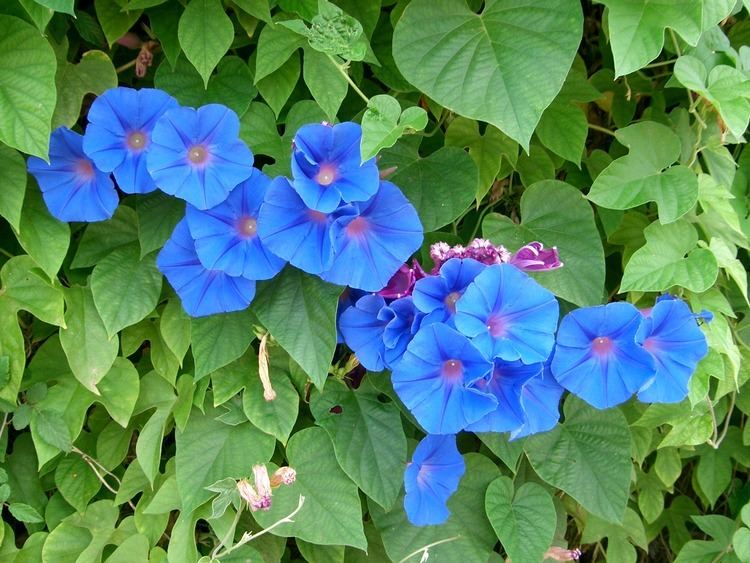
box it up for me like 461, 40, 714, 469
412, 258, 486, 326
338, 294, 388, 371
511, 363, 564, 439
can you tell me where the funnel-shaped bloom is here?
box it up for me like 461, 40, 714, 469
27, 127, 118, 222
466, 360, 543, 433
185, 168, 286, 280
258, 177, 349, 274
147, 104, 253, 209
380, 296, 423, 369
404, 434, 465, 526
636, 297, 708, 403
511, 363, 564, 439
322, 182, 423, 291
83, 87, 178, 194
551, 302, 656, 409
412, 258, 486, 326
454, 264, 558, 364
157, 219, 255, 317
291, 122, 379, 212
339, 294, 388, 371
392, 324, 495, 435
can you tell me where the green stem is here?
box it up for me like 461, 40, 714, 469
326, 55, 369, 104
211, 505, 244, 559
588, 123, 616, 137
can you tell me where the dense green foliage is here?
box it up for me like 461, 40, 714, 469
0, 0, 749, 561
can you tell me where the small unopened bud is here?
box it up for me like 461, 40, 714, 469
270, 466, 297, 488
116, 32, 142, 50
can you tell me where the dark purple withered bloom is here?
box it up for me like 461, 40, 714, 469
83, 87, 178, 194
551, 302, 656, 409
392, 323, 496, 434
321, 181, 423, 292
291, 122, 380, 213
156, 219, 256, 317
185, 168, 286, 280
147, 104, 254, 209
510, 242, 563, 271
511, 363, 564, 439
636, 296, 709, 403
27, 127, 119, 222
412, 258, 486, 326
403, 434, 465, 526
454, 264, 559, 364
338, 294, 388, 371
258, 177, 349, 274
377, 260, 426, 299
465, 360, 543, 433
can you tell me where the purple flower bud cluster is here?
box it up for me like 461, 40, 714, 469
430, 238, 562, 273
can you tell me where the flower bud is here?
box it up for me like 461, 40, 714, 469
270, 466, 297, 488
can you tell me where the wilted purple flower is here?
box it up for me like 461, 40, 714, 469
270, 466, 296, 488
377, 260, 426, 299
510, 242, 563, 271
403, 434, 465, 526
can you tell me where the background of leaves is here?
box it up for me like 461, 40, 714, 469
0, 0, 749, 561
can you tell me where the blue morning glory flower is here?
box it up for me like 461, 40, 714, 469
321, 181, 423, 291
258, 177, 351, 274
454, 264, 559, 364
27, 127, 118, 222
465, 360, 543, 433
412, 258, 486, 326
380, 296, 423, 369
636, 297, 708, 403
147, 104, 254, 210
392, 323, 496, 435
404, 434, 465, 526
551, 302, 656, 409
157, 219, 256, 317
336, 287, 366, 343
511, 363, 564, 439
291, 122, 379, 213
185, 168, 286, 280
83, 87, 178, 194
338, 294, 388, 372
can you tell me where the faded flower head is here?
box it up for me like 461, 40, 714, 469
271, 466, 297, 487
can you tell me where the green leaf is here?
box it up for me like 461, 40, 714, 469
8, 502, 44, 523
588, 122, 698, 224
370, 453, 499, 562
302, 48, 347, 121
97, 357, 140, 427
291, 1, 367, 60
255, 23, 305, 82
0, 303, 24, 410
392, 0, 582, 148
175, 406, 275, 513
32, 409, 72, 452
0, 144, 26, 231
18, 0, 54, 32
60, 285, 119, 394
31, 0, 73, 14
733, 528, 750, 563
191, 309, 255, 380
445, 117, 518, 203
54, 455, 100, 513
155, 56, 256, 117
256, 51, 300, 116
71, 205, 138, 268
233, 0, 272, 22
597, 0, 726, 77
516, 143, 555, 187
148, 2, 182, 67
310, 380, 406, 510
695, 446, 732, 507
485, 477, 556, 563
136, 407, 170, 485
91, 243, 162, 337
0, 15, 57, 158
253, 268, 341, 389
94, 0, 142, 46
242, 351, 299, 444
673, 55, 750, 140
483, 180, 605, 306
360, 95, 427, 161
525, 396, 632, 522
52, 50, 117, 129
380, 142, 478, 231
178, 0, 234, 87
160, 298, 192, 365
16, 185, 70, 280
1, 255, 65, 326
252, 427, 366, 549
135, 191, 185, 259
620, 219, 719, 293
